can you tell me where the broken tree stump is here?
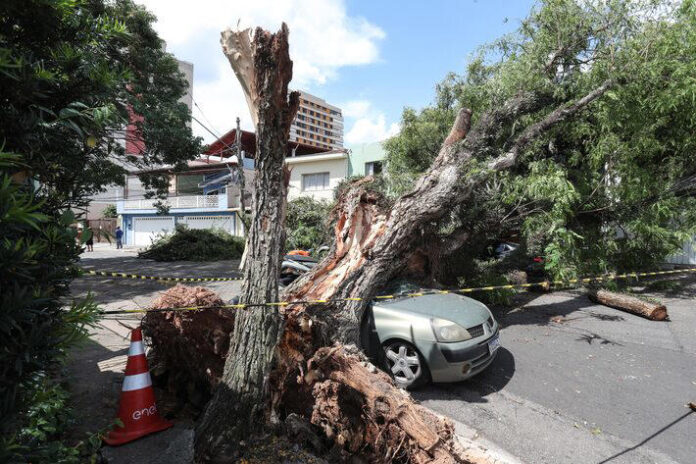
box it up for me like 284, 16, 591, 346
301, 345, 470, 464
588, 289, 668, 321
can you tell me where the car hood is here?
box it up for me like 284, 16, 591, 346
375, 293, 491, 328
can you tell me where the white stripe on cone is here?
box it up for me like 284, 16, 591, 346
128, 341, 145, 356
122, 372, 153, 392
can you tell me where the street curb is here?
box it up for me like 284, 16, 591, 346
449, 415, 526, 464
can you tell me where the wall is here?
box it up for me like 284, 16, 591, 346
85, 183, 124, 220
666, 236, 696, 265
286, 154, 348, 201
177, 59, 194, 112
122, 211, 239, 246
347, 141, 386, 176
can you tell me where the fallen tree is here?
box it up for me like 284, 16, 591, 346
588, 289, 668, 321
149, 2, 696, 462
182, 17, 617, 462
143, 286, 233, 407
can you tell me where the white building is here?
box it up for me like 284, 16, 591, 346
666, 238, 696, 265
285, 149, 349, 201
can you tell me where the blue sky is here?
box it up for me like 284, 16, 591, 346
138, 0, 536, 145
315, 0, 535, 142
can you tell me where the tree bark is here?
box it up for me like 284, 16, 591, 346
194, 24, 299, 462
588, 289, 668, 320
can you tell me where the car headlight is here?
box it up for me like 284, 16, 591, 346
431, 318, 472, 343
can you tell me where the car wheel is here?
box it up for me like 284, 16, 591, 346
382, 340, 430, 390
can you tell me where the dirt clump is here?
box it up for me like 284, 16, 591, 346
142, 285, 234, 413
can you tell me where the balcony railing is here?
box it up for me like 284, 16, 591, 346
123, 194, 220, 210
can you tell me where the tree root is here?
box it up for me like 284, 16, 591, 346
300, 345, 470, 464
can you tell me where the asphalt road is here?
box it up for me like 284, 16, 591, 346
413, 280, 696, 464
73, 244, 243, 312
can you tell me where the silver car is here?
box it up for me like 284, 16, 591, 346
361, 287, 501, 389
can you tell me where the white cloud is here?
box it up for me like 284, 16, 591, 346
137, 0, 385, 143
342, 100, 399, 145
342, 100, 372, 119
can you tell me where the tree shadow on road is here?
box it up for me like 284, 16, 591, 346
490, 291, 613, 327
413, 347, 516, 404
64, 338, 128, 441
79, 256, 241, 278
596, 408, 694, 464
71, 276, 171, 306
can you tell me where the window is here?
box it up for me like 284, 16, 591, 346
365, 161, 383, 176
302, 172, 330, 191
176, 174, 205, 195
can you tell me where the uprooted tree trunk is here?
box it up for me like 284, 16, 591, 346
187, 23, 615, 464
142, 286, 233, 407
588, 289, 668, 320
194, 24, 299, 462
282, 80, 613, 346
263, 85, 612, 463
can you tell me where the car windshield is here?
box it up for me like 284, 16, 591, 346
381, 280, 423, 295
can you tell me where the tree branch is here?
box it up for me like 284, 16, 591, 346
488, 79, 614, 170
442, 108, 472, 148
466, 91, 555, 151
221, 28, 256, 126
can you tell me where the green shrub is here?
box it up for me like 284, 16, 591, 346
1, 155, 101, 459
101, 204, 117, 218
0, 372, 105, 463
0, 165, 100, 419
138, 224, 245, 261
286, 197, 332, 252
457, 259, 516, 306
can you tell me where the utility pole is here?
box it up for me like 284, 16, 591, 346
234, 116, 251, 271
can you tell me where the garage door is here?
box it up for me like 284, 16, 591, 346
181, 215, 234, 234
132, 216, 175, 246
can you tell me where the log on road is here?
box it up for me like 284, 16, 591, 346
588, 289, 668, 321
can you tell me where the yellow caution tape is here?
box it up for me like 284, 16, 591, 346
95, 267, 696, 315
84, 269, 243, 283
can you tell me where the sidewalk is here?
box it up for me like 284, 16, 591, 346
64, 316, 138, 442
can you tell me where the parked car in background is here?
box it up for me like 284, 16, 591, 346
491, 241, 547, 281
494, 242, 519, 259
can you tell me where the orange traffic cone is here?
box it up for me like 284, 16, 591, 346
104, 327, 173, 446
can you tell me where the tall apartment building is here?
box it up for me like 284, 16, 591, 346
290, 91, 343, 150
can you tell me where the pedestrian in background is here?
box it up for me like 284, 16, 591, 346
115, 226, 123, 249
85, 226, 94, 252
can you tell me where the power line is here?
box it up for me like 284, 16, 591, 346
192, 97, 224, 139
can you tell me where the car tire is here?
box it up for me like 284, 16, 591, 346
381, 340, 430, 390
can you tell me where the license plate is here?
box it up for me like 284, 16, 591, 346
488, 335, 501, 353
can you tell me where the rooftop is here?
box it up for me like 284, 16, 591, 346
204, 128, 329, 159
